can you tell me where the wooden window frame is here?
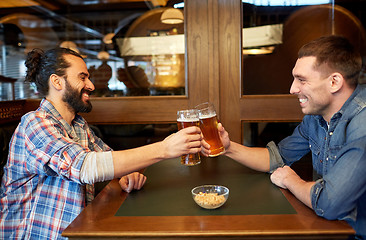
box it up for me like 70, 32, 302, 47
23, 0, 303, 144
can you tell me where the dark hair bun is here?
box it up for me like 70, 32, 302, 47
25, 48, 44, 83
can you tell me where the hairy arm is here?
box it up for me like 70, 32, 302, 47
217, 123, 270, 172
112, 126, 203, 177
270, 166, 314, 208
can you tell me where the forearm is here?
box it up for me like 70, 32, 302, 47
225, 141, 270, 172
112, 126, 203, 178
112, 141, 165, 178
283, 173, 314, 209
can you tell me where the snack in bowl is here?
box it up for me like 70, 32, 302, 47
191, 185, 229, 209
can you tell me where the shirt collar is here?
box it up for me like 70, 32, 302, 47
313, 84, 364, 126
337, 84, 366, 117
314, 115, 329, 130
326, 84, 366, 123
39, 98, 86, 130
338, 84, 361, 114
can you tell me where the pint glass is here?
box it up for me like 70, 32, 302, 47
195, 102, 225, 157
177, 109, 201, 166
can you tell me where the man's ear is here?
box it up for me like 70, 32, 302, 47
49, 74, 64, 91
329, 72, 344, 94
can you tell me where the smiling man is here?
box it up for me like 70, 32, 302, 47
217, 35, 366, 239
0, 48, 206, 239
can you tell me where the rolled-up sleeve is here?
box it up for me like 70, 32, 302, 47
24, 114, 88, 183
266, 141, 285, 172
311, 178, 325, 216
309, 140, 366, 222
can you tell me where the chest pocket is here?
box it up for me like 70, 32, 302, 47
327, 145, 342, 168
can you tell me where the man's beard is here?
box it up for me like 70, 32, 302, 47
63, 79, 93, 113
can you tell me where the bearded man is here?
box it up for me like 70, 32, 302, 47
0, 48, 205, 239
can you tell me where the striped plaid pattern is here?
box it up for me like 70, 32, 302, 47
0, 99, 111, 239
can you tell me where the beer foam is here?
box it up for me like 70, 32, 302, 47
177, 117, 199, 122
198, 113, 216, 119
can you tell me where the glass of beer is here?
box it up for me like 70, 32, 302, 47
195, 102, 225, 157
177, 109, 201, 166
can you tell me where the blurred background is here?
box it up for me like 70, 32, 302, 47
1, 0, 365, 101
0, 1, 365, 181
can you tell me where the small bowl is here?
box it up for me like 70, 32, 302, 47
191, 185, 229, 209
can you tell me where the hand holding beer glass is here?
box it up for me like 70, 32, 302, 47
177, 109, 201, 166
195, 102, 225, 157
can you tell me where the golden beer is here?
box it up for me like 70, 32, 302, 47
195, 102, 225, 157
198, 114, 225, 156
177, 110, 201, 166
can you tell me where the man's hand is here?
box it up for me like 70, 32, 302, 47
161, 126, 203, 159
201, 122, 229, 156
270, 165, 314, 208
119, 172, 147, 193
217, 123, 231, 150
200, 138, 211, 157
270, 165, 297, 189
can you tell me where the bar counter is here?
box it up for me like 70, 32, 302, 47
63, 156, 354, 239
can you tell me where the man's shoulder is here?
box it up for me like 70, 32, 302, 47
352, 84, 366, 114
342, 84, 366, 118
20, 107, 58, 129
349, 104, 366, 124
345, 104, 366, 140
356, 84, 366, 100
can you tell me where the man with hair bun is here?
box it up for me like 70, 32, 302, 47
0, 48, 207, 239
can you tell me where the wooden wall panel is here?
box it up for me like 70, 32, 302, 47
217, 0, 242, 143
185, 0, 210, 108
83, 97, 188, 124
25, 97, 188, 124
186, 0, 243, 142
207, 0, 220, 110
240, 95, 304, 122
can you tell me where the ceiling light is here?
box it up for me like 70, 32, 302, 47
161, 8, 184, 24
60, 41, 79, 53
103, 33, 115, 44
97, 51, 110, 60
243, 24, 283, 48
242, 24, 282, 55
243, 46, 275, 55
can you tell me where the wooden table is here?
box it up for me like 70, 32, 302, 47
63, 156, 355, 239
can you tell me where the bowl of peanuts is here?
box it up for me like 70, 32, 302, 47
191, 185, 229, 209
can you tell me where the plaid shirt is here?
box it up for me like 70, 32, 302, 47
0, 99, 111, 239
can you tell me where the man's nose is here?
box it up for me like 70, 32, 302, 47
85, 78, 95, 91
289, 80, 298, 95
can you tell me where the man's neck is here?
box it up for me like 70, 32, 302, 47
46, 97, 75, 125
323, 84, 356, 122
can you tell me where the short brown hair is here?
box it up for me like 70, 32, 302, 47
298, 35, 362, 87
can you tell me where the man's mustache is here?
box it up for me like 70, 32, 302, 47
81, 88, 93, 96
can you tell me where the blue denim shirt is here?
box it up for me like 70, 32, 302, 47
267, 84, 366, 238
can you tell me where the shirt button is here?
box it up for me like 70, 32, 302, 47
326, 157, 328, 161
320, 159, 323, 163
329, 132, 333, 135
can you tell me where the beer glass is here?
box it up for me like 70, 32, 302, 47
177, 109, 201, 166
195, 102, 225, 157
